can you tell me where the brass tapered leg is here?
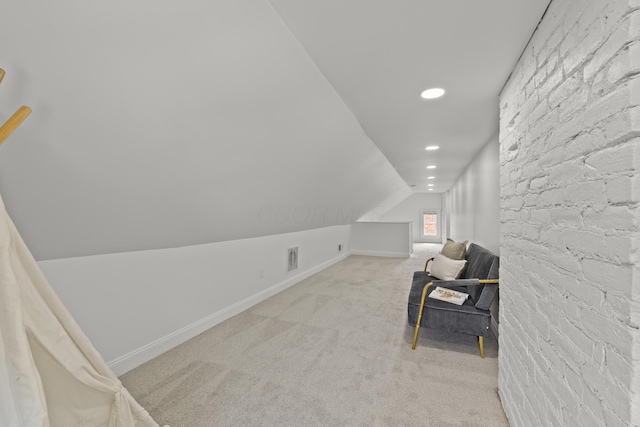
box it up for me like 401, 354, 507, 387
478, 336, 485, 359
411, 282, 433, 350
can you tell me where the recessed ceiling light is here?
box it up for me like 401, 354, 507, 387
425, 145, 440, 151
428, 189, 434, 191
428, 184, 434, 187
420, 88, 445, 99
427, 176, 435, 179
426, 165, 437, 169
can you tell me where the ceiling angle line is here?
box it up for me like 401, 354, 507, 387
498, 0, 553, 97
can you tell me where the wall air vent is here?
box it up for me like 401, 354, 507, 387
287, 247, 298, 272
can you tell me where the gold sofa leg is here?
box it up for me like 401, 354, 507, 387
478, 336, 484, 359
411, 282, 433, 350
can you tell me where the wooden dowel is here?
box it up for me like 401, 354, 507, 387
0, 106, 32, 146
0, 69, 5, 85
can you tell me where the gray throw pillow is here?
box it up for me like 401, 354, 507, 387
440, 238, 468, 260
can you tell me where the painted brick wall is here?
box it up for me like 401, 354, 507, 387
498, 0, 640, 426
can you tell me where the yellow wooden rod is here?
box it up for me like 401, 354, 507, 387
0, 106, 32, 146
0, 69, 5, 85
411, 281, 434, 350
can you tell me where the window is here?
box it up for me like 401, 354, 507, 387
423, 213, 438, 236
419, 210, 441, 241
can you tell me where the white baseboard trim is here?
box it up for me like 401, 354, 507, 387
350, 250, 410, 258
108, 251, 350, 376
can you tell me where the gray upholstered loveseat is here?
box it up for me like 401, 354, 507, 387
407, 243, 499, 357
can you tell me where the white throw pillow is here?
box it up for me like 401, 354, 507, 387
430, 253, 467, 281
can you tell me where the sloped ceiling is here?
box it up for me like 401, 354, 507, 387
268, 0, 551, 193
0, 0, 410, 260
0, 0, 549, 261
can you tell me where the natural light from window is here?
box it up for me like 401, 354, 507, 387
423, 213, 438, 236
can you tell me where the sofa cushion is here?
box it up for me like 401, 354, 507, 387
440, 238, 467, 260
460, 243, 499, 280
407, 278, 492, 337
430, 254, 467, 281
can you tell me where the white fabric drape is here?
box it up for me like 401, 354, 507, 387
0, 194, 162, 427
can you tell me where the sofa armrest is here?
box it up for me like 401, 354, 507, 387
432, 278, 479, 287
474, 279, 499, 310
432, 279, 498, 287
433, 279, 499, 286
424, 257, 435, 272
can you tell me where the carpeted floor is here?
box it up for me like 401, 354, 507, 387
121, 244, 509, 426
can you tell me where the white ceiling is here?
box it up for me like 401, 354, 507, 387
269, 0, 551, 192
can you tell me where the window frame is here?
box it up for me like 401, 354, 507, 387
419, 209, 442, 242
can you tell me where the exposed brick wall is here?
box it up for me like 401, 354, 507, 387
498, 0, 640, 425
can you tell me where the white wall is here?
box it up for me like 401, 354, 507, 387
499, 0, 640, 425
38, 225, 351, 375
350, 222, 412, 258
448, 134, 500, 254
378, 193, 443, 243
0, 0, 410, 261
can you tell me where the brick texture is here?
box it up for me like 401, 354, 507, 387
498, 0, 640, 426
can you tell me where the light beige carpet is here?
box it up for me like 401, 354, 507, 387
121, 244, 509, 426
